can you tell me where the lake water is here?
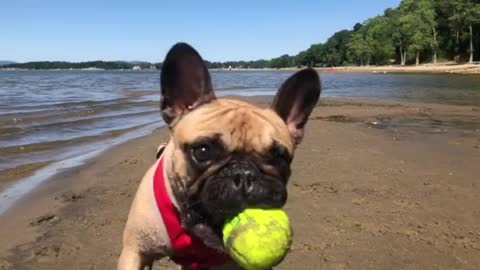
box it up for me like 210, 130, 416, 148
0, 70, 479, 214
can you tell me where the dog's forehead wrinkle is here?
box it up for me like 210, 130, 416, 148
175, 98, 294, 153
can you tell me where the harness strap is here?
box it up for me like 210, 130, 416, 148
152, 143, 231, 269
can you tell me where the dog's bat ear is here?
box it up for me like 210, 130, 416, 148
160, 43, 216, 126
272, 68, 321, 145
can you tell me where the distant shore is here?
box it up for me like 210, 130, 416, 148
319, 63, 480, 75
211, 63, 480, 75
2, 63, 480, 75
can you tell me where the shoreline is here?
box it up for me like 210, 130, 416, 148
321, 63, 480, 75
0, 127, 172, 268
0, 96, 273, 215
0, 121, 163, 215
1, 97, 480, 269
2, 95, 478, 216
1, 96, 479, 215
2, 63, 480, 75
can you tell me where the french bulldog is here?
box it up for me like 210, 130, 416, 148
118, 43, 321, 270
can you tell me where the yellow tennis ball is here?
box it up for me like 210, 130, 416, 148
223, 209, 292, 270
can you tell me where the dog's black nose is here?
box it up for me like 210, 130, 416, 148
232, 167, 255, 193
229, 160, 257, 194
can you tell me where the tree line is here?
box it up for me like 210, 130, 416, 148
2, 61, 162, 70
3, 0, 479, 70
209, 0, 480, 68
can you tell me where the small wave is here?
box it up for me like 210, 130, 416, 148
0, 91, 159, 117
0, 112, 161, 148
217, 88, 276, 97
0, 126, 24, 136
0, 121, 158, 164
0, 100, 158, 124
11, 108, 159, 130
0, 121, 164, 215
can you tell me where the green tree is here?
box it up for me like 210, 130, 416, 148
347, 31, 370, 66
426, 1, 439, 64
386, 8, 408, 65
269, 55, 290, 69
433, 0, 458, 60
364, 16, 396, 65
399, 0, 437, 65
323, 30, 354, 66
450, 0, 480, 63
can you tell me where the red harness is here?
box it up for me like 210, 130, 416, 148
153, 148, 231, 269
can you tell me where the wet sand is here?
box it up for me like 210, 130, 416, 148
1, 97, 480, 269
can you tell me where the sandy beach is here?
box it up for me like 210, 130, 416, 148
323, 63, 480, 75
1, 97, 480, 270
214, 63, 480, 75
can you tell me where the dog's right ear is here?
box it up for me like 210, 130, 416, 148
160, 43, 216, 126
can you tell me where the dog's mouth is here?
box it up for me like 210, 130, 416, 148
181, 176, 287, 250
181, 195, 227, 251
179, 158, 289, 250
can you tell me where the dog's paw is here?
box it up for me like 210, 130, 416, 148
191, 224, 225, 252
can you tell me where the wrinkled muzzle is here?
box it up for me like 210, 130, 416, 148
199, 158, 288, 225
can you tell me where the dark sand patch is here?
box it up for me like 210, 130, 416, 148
0, 162, 50, 190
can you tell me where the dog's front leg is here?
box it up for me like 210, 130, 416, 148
118, 248, 148, 270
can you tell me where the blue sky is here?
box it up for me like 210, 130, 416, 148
1, 0, 401, 62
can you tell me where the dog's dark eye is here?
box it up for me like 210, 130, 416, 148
266, 142, 292, 165
191, 144, 213, 163
188, 135, 227, 168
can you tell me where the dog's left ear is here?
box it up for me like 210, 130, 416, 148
160, 43, 216, 126
272, 68, 321, 145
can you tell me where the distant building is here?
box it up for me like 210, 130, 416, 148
81, 67, 104, 70
132, 65, 142, 71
